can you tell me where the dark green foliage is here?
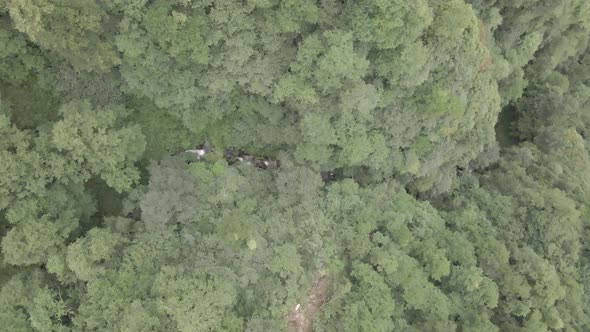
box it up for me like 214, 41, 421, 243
1, 0, 590, 331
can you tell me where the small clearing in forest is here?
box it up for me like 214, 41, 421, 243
287, 275, 331, 332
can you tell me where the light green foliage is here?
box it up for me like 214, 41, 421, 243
1, 185, 94, 266
372, 41, 432, 89
505, 32, 543, 68
142, 6, 209, 65
0, 97, 144, 270
0, 114, 78, 207
296, 113, 337, 164
273, 30, 369, 101
115, 1, 211, 109
6, 0, 120, 71
104, 0, 506, 194
67, 228, 126, 281
1, 0, 590, 331
443, 142, 590, 329
39, 59, 125, 106
0, 18, 44, 85
429, 1, 475, 41
319, 263, 397, 332
0, 271, 72, 331
139, 157, 201, 233
52, 101, 146, 192
0, 99, 145, 206
348, 0, 432, 50
418, 86, 465, 118
152, 266, 239, 332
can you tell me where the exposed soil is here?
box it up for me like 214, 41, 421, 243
287, 275, 331, 332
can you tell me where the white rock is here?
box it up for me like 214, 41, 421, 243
185, 149, 206, 158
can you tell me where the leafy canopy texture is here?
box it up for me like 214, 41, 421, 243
1, 0, 590, 331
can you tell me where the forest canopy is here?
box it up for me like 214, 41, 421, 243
1, 0, 590, 331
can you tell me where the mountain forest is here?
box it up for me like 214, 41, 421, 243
1, 0, 590, 331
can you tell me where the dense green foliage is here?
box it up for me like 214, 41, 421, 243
1, 0, 590, 331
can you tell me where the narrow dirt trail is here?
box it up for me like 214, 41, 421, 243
287, 275, 331, 332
